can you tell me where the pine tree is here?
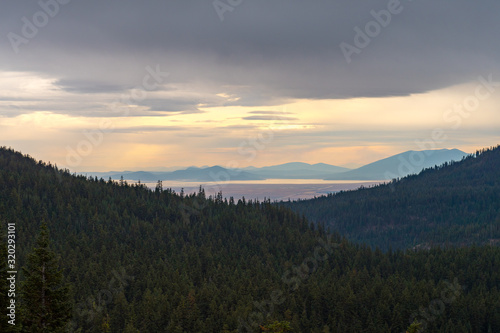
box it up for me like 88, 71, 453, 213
20, 222, 72, 332
406, 320, 422, 333
260, 320, 293, 332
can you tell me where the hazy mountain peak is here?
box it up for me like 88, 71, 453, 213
324, 148, 468, 180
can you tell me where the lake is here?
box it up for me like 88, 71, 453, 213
133, 179, 385, 201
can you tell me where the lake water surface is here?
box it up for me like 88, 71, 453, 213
135, 179, 385, 201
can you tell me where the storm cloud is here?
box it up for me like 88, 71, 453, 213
0, 0, 499, 117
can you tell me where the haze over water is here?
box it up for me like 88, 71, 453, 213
137, 179, 385, 201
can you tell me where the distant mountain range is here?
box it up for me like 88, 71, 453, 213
84, 148, 468, 182
240, 162, 349, 179
86, 166, 265, 182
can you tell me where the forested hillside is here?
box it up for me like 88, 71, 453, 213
1, 146, 500, 332
287, 145, 500, 251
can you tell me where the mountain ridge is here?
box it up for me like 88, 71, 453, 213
84, 148, 468, 182
286, 145, 500, 250
324, 148, 468, 180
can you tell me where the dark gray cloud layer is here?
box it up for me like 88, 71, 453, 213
1, 0, 500, 116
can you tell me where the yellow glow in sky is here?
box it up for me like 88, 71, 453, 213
0, 71, 498, 171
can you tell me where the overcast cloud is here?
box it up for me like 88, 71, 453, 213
2, 1, 500, 111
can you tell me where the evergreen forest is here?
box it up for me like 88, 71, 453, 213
1, 146, 499, 332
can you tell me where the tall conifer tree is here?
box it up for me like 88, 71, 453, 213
20, 222, 72, 332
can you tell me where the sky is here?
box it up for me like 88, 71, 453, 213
0, 0, 499, 172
